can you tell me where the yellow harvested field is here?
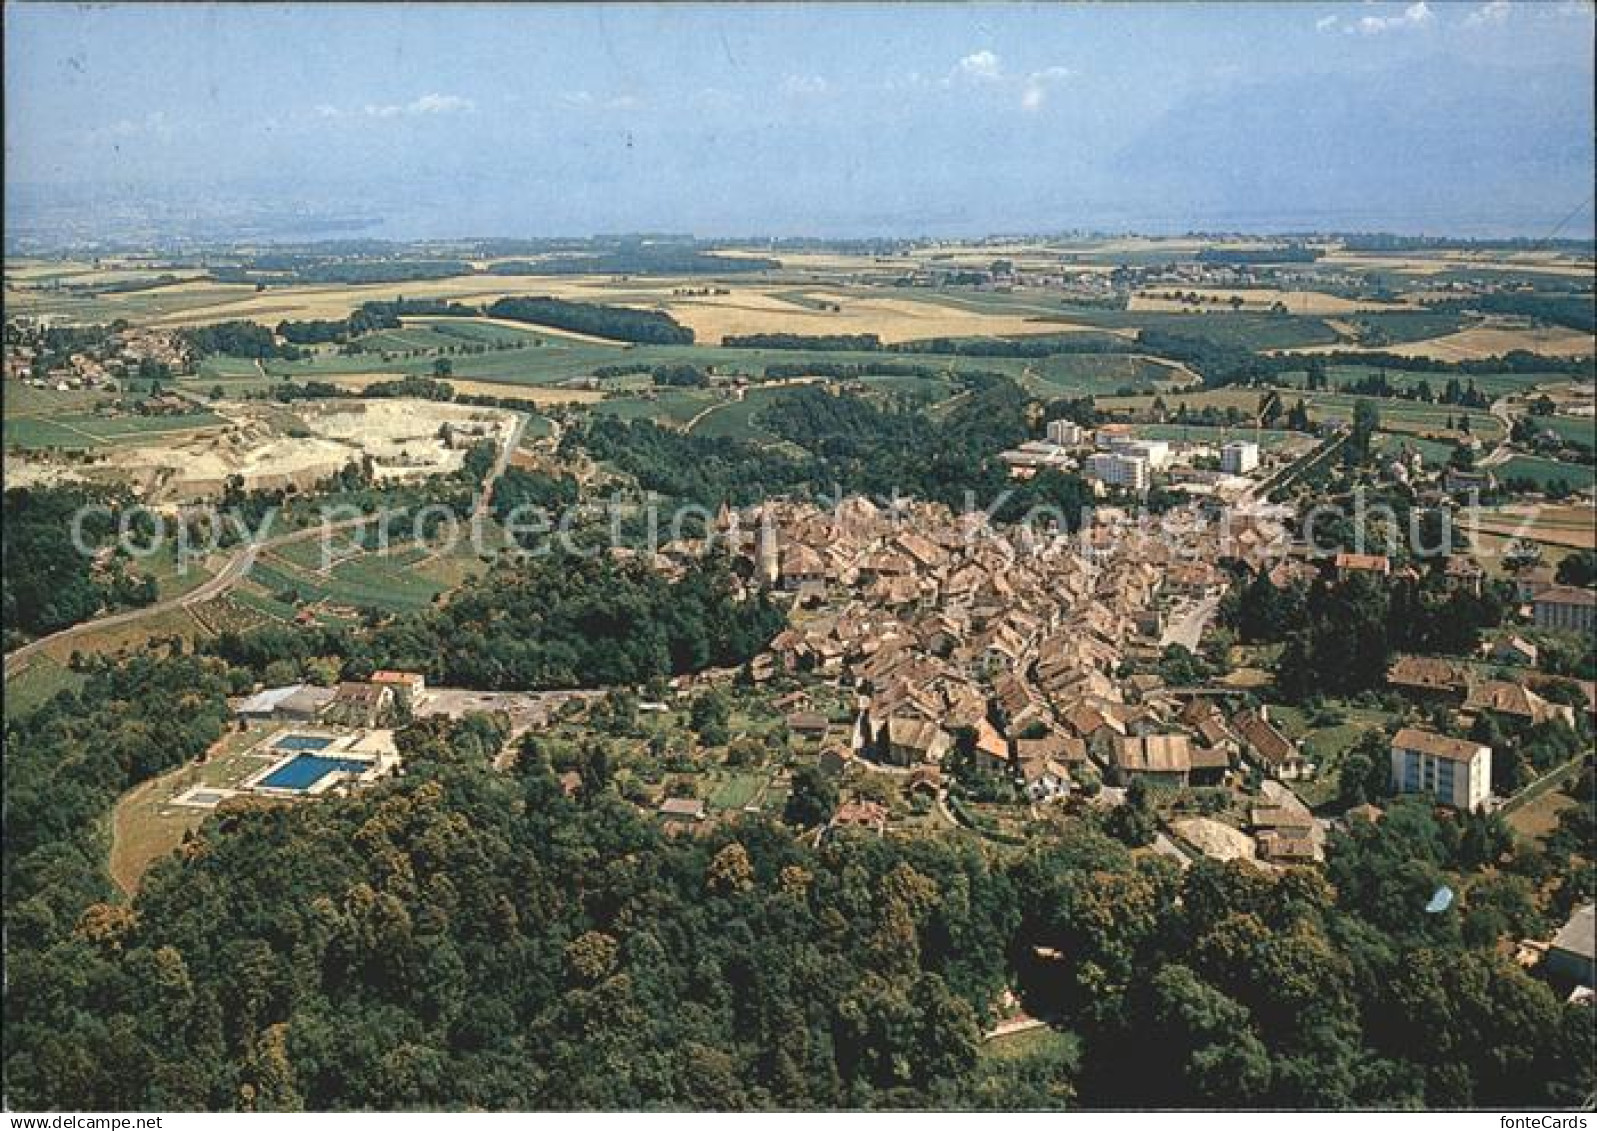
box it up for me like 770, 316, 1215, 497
1465, 503, 1597, 551
1321, 251, 1596, 279
659, 290, 1091, 343
130, 273, 1082, 342
1285, 324, 1594, 362
1130, 288, 1413, 315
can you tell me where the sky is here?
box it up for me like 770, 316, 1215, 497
5, 1, 1595, 241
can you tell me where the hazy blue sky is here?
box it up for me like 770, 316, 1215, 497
6, 1, 1595, 240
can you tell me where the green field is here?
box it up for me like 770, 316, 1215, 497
3, 409, 225, 449
687, 386, 806, 442
1536, 415, 1596, 450
595, 388, 720, 427
1129, 423, 1308, 450
1495, 455, 1596, 491
2, 656, 87, 720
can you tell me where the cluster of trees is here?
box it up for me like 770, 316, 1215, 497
9, 688, 1590, 1109
271, 375, 457, 404
2, 486, 160, 646
181, 320, 302, 360
1430, 292, 1596, 333
722, 333, 882, 351
1195, 246, 1322, 264
1222, 568, 1507, 700
578, 373, 1046, 512
211, 258, 473, 287
487, 297, 694, 345
891, 333, 1133, 358
1338, 369, 1491, 409
4, 652, 234, 937
210, 554, 782, 693
651, 364, 711, 387
489, 467, 581, 532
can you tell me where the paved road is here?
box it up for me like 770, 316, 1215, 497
5, 409, 526, 681
1478, 395, 1517, 470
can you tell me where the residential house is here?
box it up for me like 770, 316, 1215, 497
786, 711, 831, 742
369, 670, 426, 708
658, 797, 707, 824
1233, 709, 1312, 780
1511, 564, 1558, 603
973, 719, 1013, 775
1545, 904, 1595, 990
1109, 734, 1192, 787
1333, 552, 1390, 581
1390, 727, 1492, 812
1463, 681, 1576, 729
1188, 745, 1232, 787
879, 716, 952, 766
1018, 755, 1072, 801
829, 799, 889, 837
1490, 636, 1539, 667
1442, 556, 1486, 596
1386, 655, 1471, 701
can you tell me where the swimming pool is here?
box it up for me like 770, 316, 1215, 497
258, 754, 371, 791
275, 734, 335, 752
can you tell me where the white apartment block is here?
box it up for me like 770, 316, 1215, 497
1390, 727, 1492, 812
1045, 419, 1083, 446
1085, 451, 1150, 493
1107, 437, 1172, 470
1221, 440, 1260, 475
1533, 587, 1597, 635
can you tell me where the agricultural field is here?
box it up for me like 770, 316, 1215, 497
1534, 415, 1596, 449
1492, 455, 1596, 492
2, 654, 86, 721
1127, 423, 1309, 451
1465, 503, 1597, 552
1285, 321, 1594, 363
3, 407, 226, 450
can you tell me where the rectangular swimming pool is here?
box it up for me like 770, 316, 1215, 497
275, 734, 335, 752
258, 754, 371, 791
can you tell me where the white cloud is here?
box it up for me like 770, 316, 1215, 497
782, 74, 830, 97
1465, 1, 1512, 27
1316, 14, 1340, 31
1019, 66, 1071, 112
407, 92, 474, 115
956, 50, 1003, 81
316, 93, 475, 121
1351, 2, 1435, 35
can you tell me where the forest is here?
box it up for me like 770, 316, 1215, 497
578, 374, 1035, 510
2, 486, 160, 646
3, 681, 1591, 1110
486, 297, 695, 345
